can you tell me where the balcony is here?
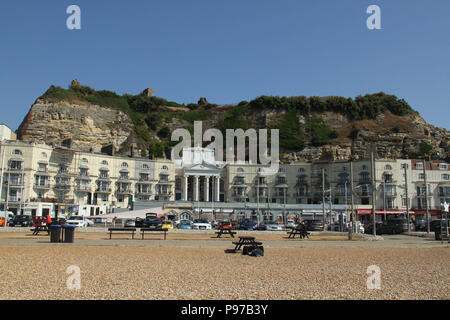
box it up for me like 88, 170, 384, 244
359, 179, 371, 185
296, 192, 309, 197
136, 190, 152, 196
157, 190, 172, 195
117, 188, 133, 195
34, 183, 51, 190
275, 193, 289, 198
75, 185, 92, 193
95, 187, 112, 194
54, 184, 71, 191
233, 179, 246, 185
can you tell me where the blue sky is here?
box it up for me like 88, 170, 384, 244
0, 0, 449, 130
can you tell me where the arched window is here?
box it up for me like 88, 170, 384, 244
101, 160, 108, 165
12, 149, 22, 156
121, 162, 128, 168
237, 167, 244, 173
161, 165, 168, 171
40, 152, 47, 159
385, 165, 392, 170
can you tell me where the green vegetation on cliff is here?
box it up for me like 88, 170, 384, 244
39, 82, 419, 158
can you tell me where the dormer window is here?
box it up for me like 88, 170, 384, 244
416, 163, 424, 169
439, 163, 448, 170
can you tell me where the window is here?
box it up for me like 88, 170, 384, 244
439, 163, 448, 170
298, 168, 305, 173
401, 163, 409, 169
385, 165, 392, 170
9, 160, 22, 170
12, 149, 22, 156
362, 165, 368, 171
99, 170, 109, 179
416, 163, 424, 169
81, 158, 88, 164
40, 152, 47, 159
121, 162, 128, 168
101, 160, 108, 165
419, 173, 425, 180
278, 167, 286, 173
237, 167, 244, 173
79, 168, 88, 176
443, 174, 450, 181
38, 163, 47, 172
161, 165, 168, 171
142, 163, 149, 169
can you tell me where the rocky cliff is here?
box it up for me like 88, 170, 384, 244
17, 99, 136, 154
15, 82, 450, 162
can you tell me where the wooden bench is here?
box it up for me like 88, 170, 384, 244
215, 229, 237, 238
108, 227, 136, 239
141, 228, 167, 240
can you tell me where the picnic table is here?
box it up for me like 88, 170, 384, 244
31, 218, 50, 235
140, 228, 168, 240
287, 225, 310, 239
108, 227, 136, 239
232, 236, 262, 251
215, 228, 237, 238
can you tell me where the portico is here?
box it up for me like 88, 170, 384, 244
182, 164, 222, 202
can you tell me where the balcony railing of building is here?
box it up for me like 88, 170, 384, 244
34, 183, 51, 189
75, 185, 91, 192
54, 184, 71, 190
95, 187, 112, 193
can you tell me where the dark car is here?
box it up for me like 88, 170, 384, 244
143, 217, 163, 230
135, 217, 145, 228
380, 218, 409, 235
364, 222, 383, 235
239, 219, 258, 230
414, 219, 427, 231
430, 219, 449, 232
304, 220, 324, 231
9, 215, 32, 227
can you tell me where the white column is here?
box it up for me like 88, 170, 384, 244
205, 176, 210, 202
183, 175, 188, 201
215, 176, 220, 202
194, 175, 199, 201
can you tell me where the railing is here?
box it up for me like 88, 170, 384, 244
34, 183, 51, 189
54, 184, 71, 190
75, 185, 91, 192
96, 187, 112, 193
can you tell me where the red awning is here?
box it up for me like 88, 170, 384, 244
412, 210, 442, 216
357, 209, 415, 215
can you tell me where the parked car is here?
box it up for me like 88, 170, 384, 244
430, 219, 449, 232
191, 219, 212, 230
218, 221, 232, 230
414, 219, 427, 231
135, 217, 145, 228
124, 219, 136, 228
380, 218, 409, 235
161, 220, 174, 230
66, 216, 94, 228
304, 220, 324, 231
285, 220, 297, 229
0, 217, 5, 227
143, 217, 163, 230
9, 215, 32, 227
239, 219, 258, 230
178, 220, 192, 229
262, 221, 283, 231
364, 222, 383, 235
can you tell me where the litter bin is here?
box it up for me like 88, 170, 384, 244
63, 225, 76, 243
49, 225, 62, 243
